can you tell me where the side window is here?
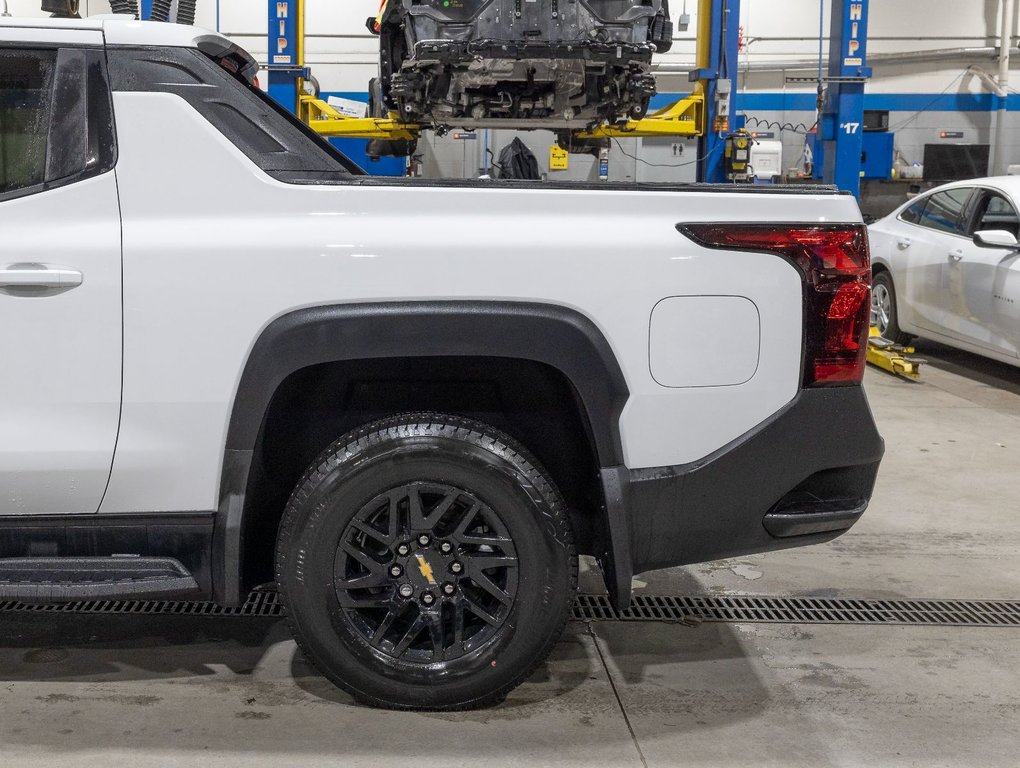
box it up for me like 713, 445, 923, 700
0, 49, 57, 195
0, 46, 115, 202
916, 188, 971, 235
899, 197, 927, 225
972, 192, 1020, 238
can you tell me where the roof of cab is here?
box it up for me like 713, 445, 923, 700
0, 15, 105, 30
0, 15, 228, 49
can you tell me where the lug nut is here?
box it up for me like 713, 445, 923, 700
389, 564, 403, 578
398, 584, 414, 599
417, 534, 431, 547
442, 583, 456, 596
450, 561, 464, 575
396, 543, 410, 556
421, 592, 435, 606
439, 541, 453, 554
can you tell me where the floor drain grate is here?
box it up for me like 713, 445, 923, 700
1, 592, 1018, 628
574, 594, 1020, 627
0, 589, 285, 618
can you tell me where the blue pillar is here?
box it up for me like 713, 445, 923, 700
139, 0, 152, 19
691, 0, 741, 184
266, 0, 306, 114
821, 0, 871, 197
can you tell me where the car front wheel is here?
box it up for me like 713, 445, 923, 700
872, 270, 913, 345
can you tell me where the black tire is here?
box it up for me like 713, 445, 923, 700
276, 413, 577, 710
365, 77, 417, 159
872, 270, 913, 345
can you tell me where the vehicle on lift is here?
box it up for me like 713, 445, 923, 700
367, 0, 673, 134
868, 178, 1020, 367
0, 18, 883, 711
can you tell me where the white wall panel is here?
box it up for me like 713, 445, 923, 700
8, 1, 1012, 97
216, 0, 260, 34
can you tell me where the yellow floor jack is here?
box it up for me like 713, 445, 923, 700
867, 327, 923, 381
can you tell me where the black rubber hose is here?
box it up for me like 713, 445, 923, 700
150, 0, 172, 22
108, 0, 138, 18
176, 0, 196, 25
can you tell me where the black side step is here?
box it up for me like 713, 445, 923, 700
0, 556, 200, 602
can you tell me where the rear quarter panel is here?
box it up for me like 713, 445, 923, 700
101, 90, 864, 514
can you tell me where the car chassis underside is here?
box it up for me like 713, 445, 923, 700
389, 40, 658, 129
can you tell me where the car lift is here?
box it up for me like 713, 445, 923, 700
817, 0, 871, 198
267, 0, 874, 193
265, 0, 737, 148
867, 327, 923, 381
298, 89, 706, 143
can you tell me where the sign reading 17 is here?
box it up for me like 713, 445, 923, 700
840, 122, 861, 135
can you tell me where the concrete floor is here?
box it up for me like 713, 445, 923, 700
1, 343, 1018, 767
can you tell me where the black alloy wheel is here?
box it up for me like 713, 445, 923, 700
872, 270, 913, 345
276, 413, 577, 710
334, 481, 519, 663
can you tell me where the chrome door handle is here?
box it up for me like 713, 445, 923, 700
0, 264, 83, 290
948, 250, 964, 262
897, 238, 912, 249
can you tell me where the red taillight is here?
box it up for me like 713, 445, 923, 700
678, 224, 871, 387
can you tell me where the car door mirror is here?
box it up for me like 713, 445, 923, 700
973, 229, 1020, 249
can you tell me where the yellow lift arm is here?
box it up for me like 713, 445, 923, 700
572, 91, 704, 140
299, 91, 704, 141
299, 94, 419, 141
866, 327, 923, 381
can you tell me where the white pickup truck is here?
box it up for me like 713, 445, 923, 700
0, 18, 883, 710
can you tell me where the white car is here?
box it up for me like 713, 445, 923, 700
0, 16, 883, 710
868, 178, 1020, 366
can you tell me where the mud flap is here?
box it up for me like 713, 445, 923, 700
598, 466, 634, 612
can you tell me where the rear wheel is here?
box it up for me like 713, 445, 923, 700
872, 270, 913, 345
275, 413, 577, 710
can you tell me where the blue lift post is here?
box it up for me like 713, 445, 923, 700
261, 0, 404, 175
690, 0, 742, 184
266, 0, 308, 114
821, 0, 871, 197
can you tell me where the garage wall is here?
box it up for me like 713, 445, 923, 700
7, 0, 1019, 176
729, 0, 1018, 172
215, 0, 1020, 176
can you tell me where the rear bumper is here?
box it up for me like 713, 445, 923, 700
600, 386, 884, 606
